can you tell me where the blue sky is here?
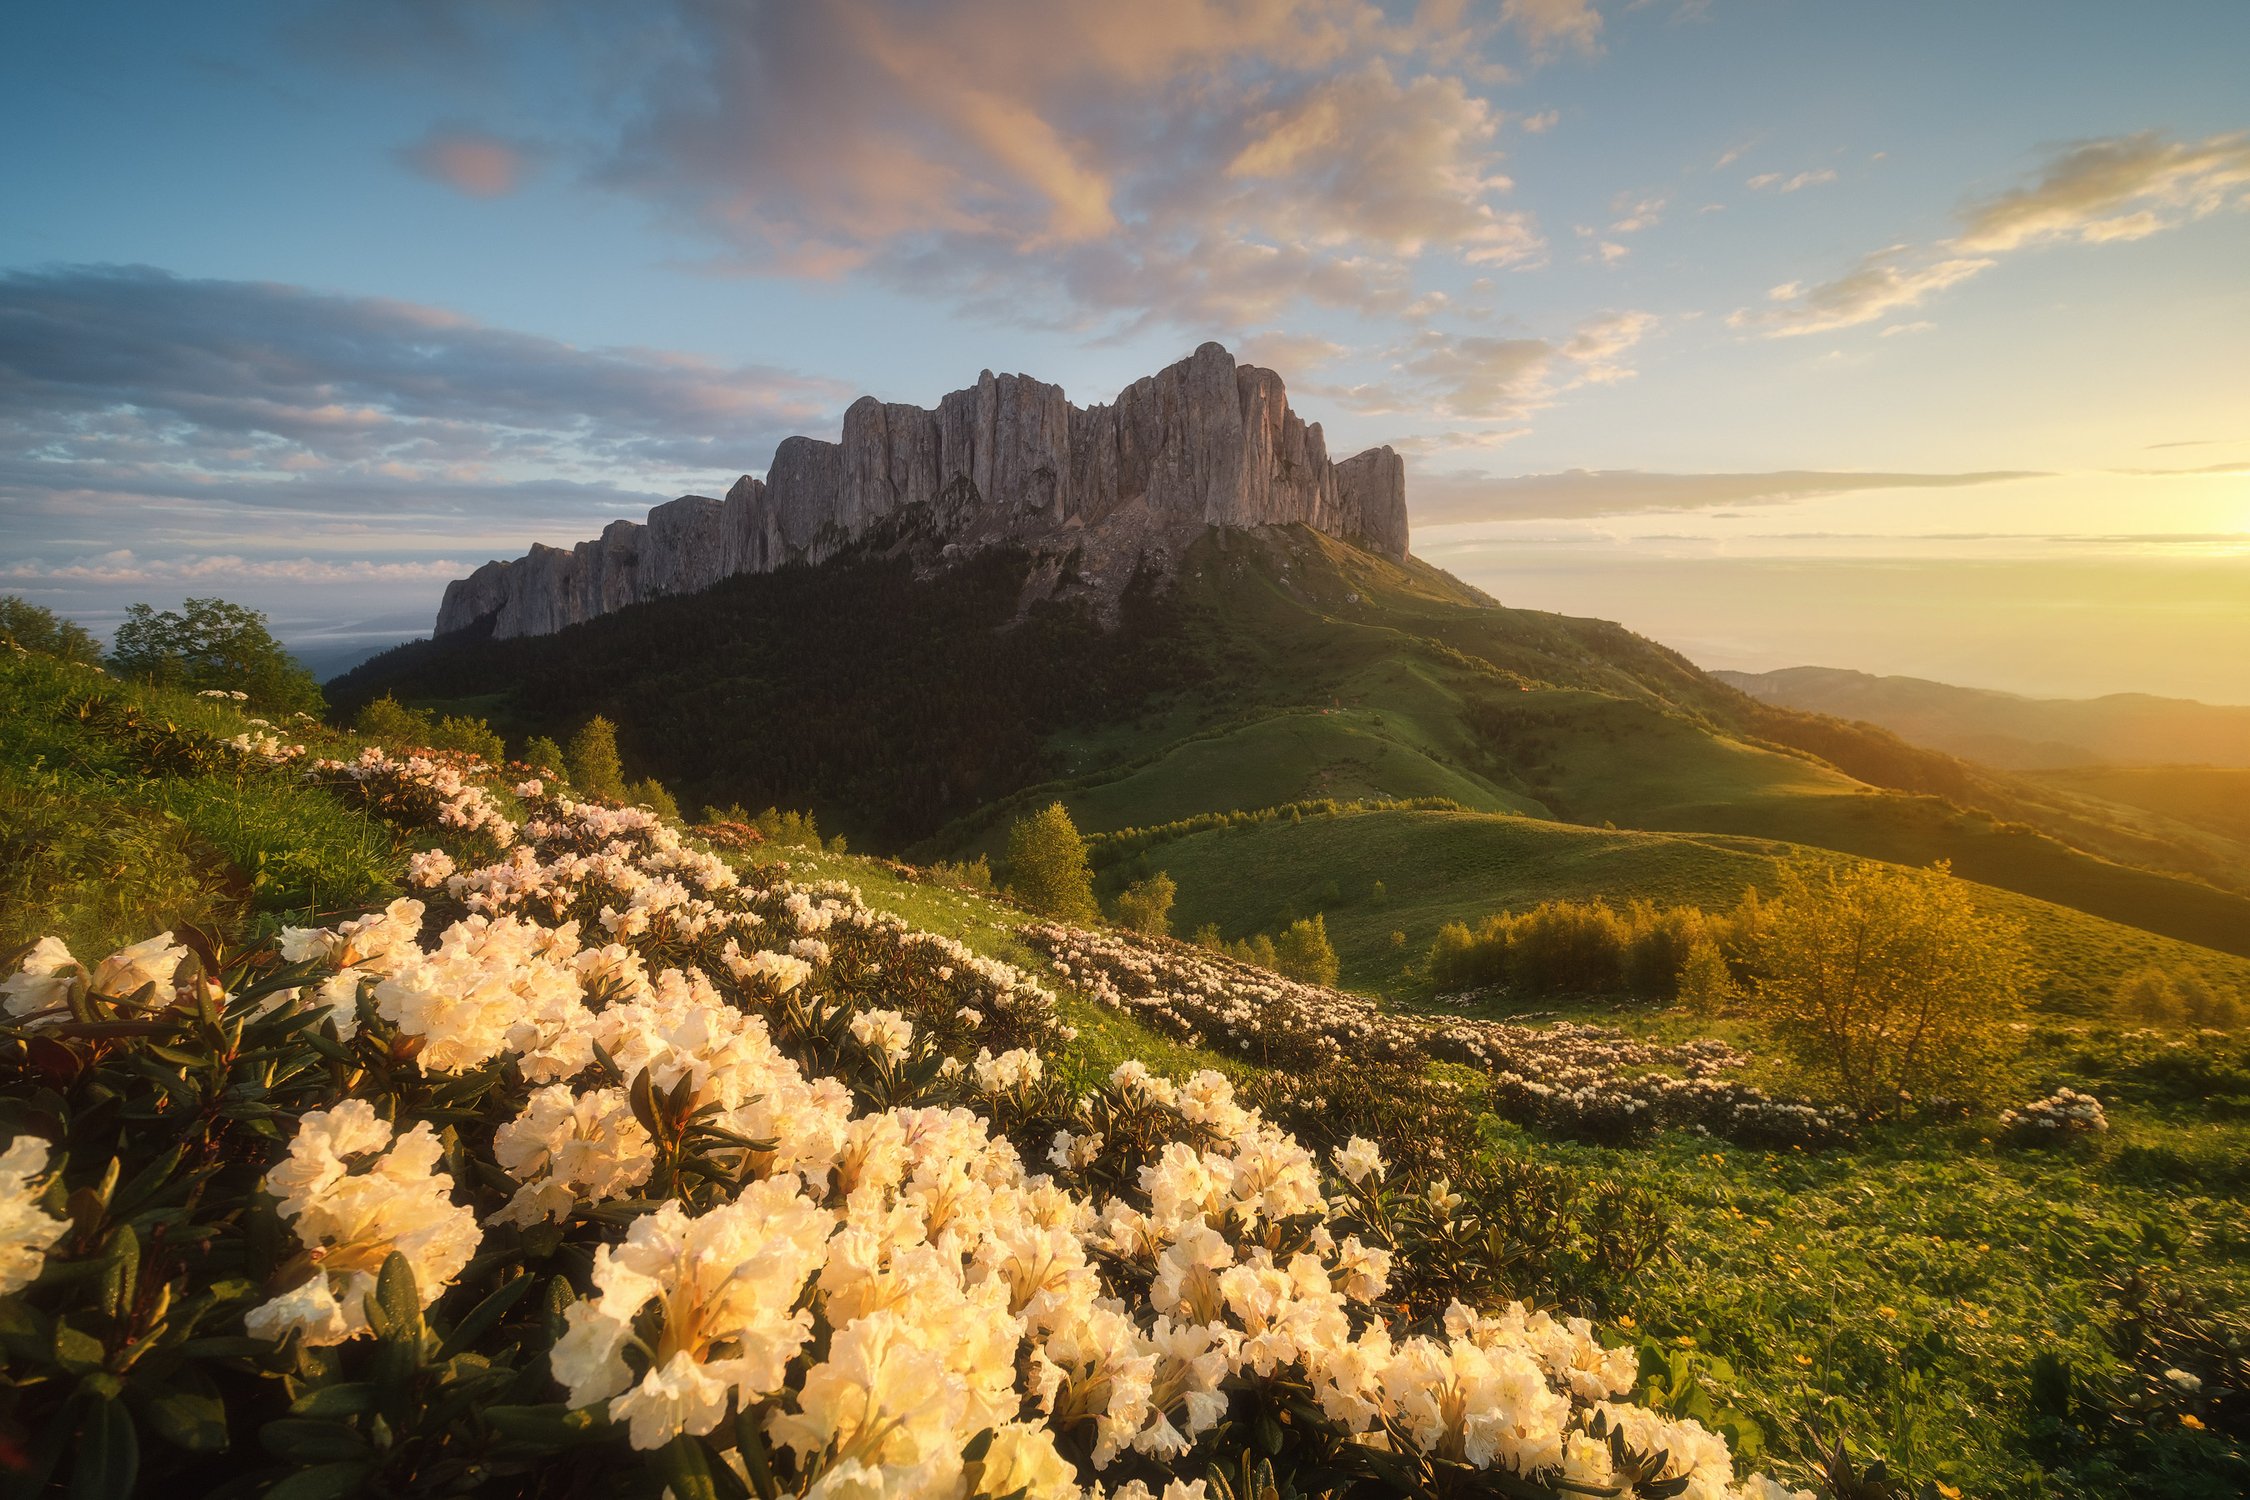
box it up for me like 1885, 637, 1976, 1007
3, 1, 2247, 697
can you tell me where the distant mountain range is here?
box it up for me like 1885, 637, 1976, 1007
1712, 666, 2250, 769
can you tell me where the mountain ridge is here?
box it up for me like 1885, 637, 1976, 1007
1715, 664, 2250, 768
435, 341, 1407, 640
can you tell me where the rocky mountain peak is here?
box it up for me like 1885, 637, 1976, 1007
435, 342, 1409, 639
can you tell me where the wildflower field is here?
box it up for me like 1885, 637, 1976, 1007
1, 645, 2244, 1498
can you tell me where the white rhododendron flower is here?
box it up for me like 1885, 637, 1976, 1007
849, 1008, 914, 1064
552, 1182, 833, 1449
490, 1084, 655, 1226
90, 931, 189, 1000
1332, 1135, 1387, 1186
0, 937, 79, 1021
0, 1137, 69, 1296
245, 1101, 481, 1346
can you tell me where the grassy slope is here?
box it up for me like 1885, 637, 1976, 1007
9, 652, 2244, 1498
1104, 805, 2250, 1004
341, 523, 2250, 957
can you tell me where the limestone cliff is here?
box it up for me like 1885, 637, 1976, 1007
435, 342, 1409, 639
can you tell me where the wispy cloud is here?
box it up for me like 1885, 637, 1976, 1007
1746, 167, 1836, 193
396, 127, 543, 197
1734, 129, 2250, 337
1411, 467, 2047, 524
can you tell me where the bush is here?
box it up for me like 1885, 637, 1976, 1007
433, 713, 506, 764
928, 854, 994, 892
521, 734, 569, 780
354, 692, 433, 747
107, 596, 324, 714
626, 777, 681, 821
1429, 898, 1735, 1000
1005, 801, 1096, 921
2116, 965, 2246, 1031
1112, 871, 1176, 936
565, 714, 627, 800
1272, 912, 1340, 986
1749, 858, 2037, 1115
0, 596, 100, 664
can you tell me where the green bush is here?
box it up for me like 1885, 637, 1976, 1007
1749, 857, 2038, 1114
107, 596, 324, 714
565, 714, 628, 800
1272, 912, 1340, 986
1006, 801, 1097, 921
928, 854, 994, 892
1113, 871, 1177, 936
521, 734, 569, 779
0, 595, 101, 665
626, 777, 682, 821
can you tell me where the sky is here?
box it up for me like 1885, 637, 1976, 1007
2, 0, 2247, 700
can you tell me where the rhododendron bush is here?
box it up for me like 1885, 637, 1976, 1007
0, 746, 1819, 1499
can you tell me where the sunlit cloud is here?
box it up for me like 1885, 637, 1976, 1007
1746, 167, 1836, 194
1734, 129, 2250, 338
1410, 466, 2047, 525
396, 127, 542, 198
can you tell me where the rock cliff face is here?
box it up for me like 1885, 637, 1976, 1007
435, 342, 1409, 639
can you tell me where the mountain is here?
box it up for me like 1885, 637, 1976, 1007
336, 523, 2250, 966
434, 342, 1406, 639
1713, 665, 2250, 769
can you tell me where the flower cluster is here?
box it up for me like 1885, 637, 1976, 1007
0, 1137, 69, 1296
1999, 1086, 2108, 1141
311, 745, 520, 847
1028, 925, 1851, 1149
0, 740, 1811, 1498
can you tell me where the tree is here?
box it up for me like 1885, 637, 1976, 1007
1272, 913, 1340, 986
433, 714, 506, 764
355, 693, 433, 748
0, 596, 101, 664
1113, 871, 1176, 936
522, 736, 569, 780
108, 597, 323, 713
1749, 858, 2036, 1115
565, 716, 627, 801
1006, 802, 1096, 922
627, 778, 681, 821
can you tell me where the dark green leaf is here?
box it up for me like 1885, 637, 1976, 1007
260, 1418, 373, 1465
67, 1398, 138, 1500
260, 1461, 373, 1500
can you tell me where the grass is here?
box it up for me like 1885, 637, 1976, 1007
0, 650, 400, 955
6, 646, 2244, 1496
1102, 803, 2250, 1007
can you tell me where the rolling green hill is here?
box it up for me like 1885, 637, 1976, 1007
1082, 803, 2250, 1004
336, 524, 2250, 961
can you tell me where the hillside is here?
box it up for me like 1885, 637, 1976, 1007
1715, 665, 2250, 769
336, 525, 2250, 958
6, 642, 2245, 1500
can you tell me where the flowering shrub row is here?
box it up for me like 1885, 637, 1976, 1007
1025, 925, 1852, 1149
0, 750, 1815, 1499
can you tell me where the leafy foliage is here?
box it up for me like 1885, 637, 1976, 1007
108, 597, 325, 716
0, 595, 101, 664
1008, 802, 1097, 922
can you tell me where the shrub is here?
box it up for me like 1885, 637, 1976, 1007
626, 777, 681, 821
565, 714, 628, 800
1112, 871, 1176, 936
2116, 964, 2246, 1031
928, 854, 994, 892
355, 692, 433, 747
521, 734, 569, 780
0, 595, 101, 664
1273, 912, 1340, 986
1999, 1086, 2109, 1142
1749, 858, 2037, 1115
109, 597, 325, 714
432, 713, 506, 764
1005, 801, 1096, 921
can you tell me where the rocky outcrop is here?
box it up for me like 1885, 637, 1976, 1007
436, 342, 1409, 639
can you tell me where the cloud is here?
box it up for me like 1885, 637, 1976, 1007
1734, 130, 2250, 338
1501, 0, 1604, 58
1730, 247, 1993, 337
1409, 467, 2046, 525
1608, 193, 1665, 232
396, 127, 542, 197
2110, 461, 2250, 476
1, 551, 470, 585
1235, 331, 1350, 373
1338, 308, 1656, 419
1956, 130, 2250, 252
1518, 109, 1561, 134
0, 266, 850, 606
306, 0, 1545, 337
1746, 167, 1836, 193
